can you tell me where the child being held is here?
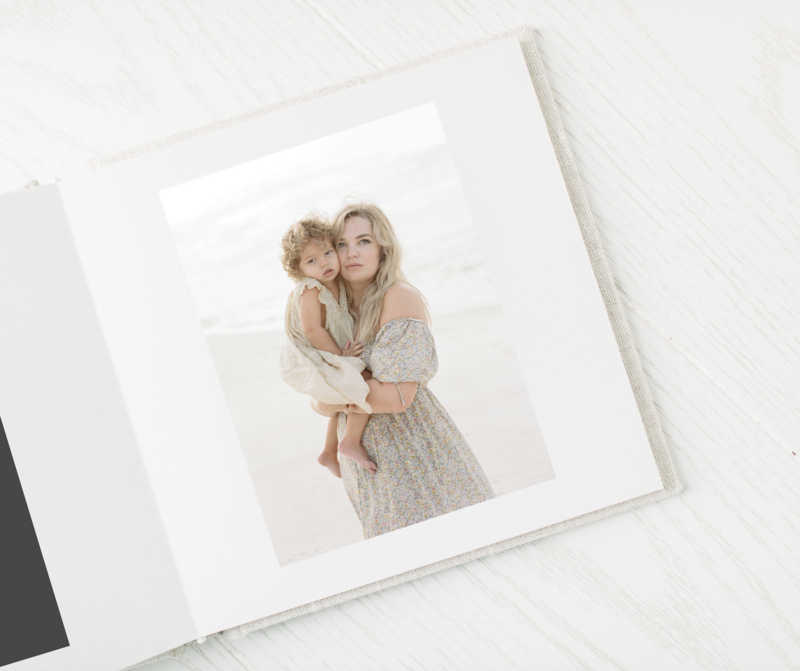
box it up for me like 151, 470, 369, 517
278, 215, 377, 478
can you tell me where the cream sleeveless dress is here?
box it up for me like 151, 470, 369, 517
279, 277, 371, 412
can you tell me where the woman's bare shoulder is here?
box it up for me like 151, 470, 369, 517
380, 283, 428, 325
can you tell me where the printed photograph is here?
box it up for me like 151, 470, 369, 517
159, 104, 555, 566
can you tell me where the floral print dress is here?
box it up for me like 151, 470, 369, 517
338, 318, 494, 538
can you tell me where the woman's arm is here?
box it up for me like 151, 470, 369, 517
352, 378, 417, 414
298, 287, 342, 355
352, 283, 426, 414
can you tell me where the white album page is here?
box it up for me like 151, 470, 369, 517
57, 36, 664, 636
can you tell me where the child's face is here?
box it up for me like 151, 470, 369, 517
299, 239, 340, 284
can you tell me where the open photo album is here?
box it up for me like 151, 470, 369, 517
0, 27, 679, 671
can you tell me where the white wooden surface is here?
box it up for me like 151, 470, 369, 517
3, 1, 799, 668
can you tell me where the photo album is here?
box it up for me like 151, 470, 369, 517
0, 27, 679, 671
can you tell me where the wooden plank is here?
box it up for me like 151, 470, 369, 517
2, 0, 798, 668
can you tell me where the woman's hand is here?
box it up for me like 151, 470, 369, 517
341, 340, 364, 358
346, 404, 369, 415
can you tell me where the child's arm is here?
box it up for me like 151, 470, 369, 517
299, 287, 342, 355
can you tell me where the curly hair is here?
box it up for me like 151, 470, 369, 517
279, 214, 332, 281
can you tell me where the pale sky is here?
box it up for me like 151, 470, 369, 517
159, 104, 499, 333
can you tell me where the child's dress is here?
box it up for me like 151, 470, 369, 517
279, 277, 371, 413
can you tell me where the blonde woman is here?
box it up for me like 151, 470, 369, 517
312, 202, 494, 539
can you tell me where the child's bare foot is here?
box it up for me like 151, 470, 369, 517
318, 451, 342, 478
338, 435, 377, 473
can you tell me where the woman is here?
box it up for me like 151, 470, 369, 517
313, 202, 494, 539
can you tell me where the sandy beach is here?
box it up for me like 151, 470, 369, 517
207, 303, 555, 566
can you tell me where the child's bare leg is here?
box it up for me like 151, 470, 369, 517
317, 415, 341, 478
338, 411, 376, 473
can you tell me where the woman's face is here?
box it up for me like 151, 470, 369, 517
337, 216, 381, 284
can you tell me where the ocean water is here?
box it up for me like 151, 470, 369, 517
163, 104, 501, 334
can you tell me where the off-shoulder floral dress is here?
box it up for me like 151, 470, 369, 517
338, 318, 494, 538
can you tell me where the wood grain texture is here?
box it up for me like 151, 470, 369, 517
2, 0, 799, 668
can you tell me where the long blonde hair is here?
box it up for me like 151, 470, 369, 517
331, 202, 426, 342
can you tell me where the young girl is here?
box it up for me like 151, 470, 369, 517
278, 215, 377, 478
